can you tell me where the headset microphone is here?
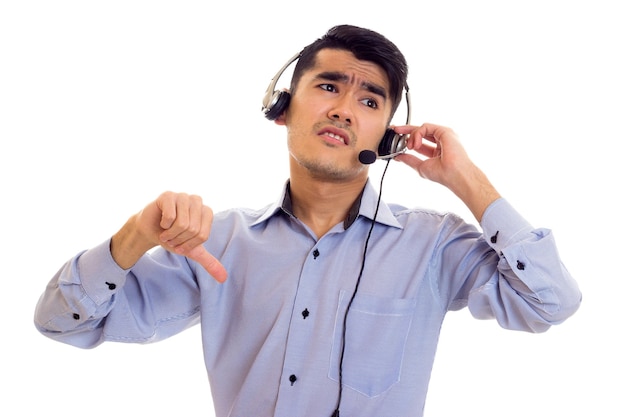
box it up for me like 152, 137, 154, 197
358, 116, 411, 165
358, 150, 377, 165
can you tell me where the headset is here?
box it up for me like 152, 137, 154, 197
262, 51, 412, 162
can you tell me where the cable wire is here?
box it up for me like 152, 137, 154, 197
332, 159, 391, 417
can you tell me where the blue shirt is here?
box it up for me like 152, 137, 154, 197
34, 180, 581, 417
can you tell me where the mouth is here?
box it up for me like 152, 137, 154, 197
318, 126, 350, 146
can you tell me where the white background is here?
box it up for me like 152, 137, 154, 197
1, 1, 624, 415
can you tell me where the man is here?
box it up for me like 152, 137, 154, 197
34, 25, 581, 416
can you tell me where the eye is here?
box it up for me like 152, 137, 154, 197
361, 97, 379, 109
319, 83, 337, 93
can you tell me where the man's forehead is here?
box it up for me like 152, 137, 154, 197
308, 49, 390, 93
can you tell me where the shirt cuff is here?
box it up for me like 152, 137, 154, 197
77, 238, 128, 305
479, 198, 534, 252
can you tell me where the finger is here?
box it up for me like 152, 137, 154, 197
187, 245, 228, 283
394, 152, 424, 172
183, 196, 205, 242
415, 139, 439, 159
393, 124, 440, 150
407, 123, 443, 141
390, 124, 417, 135
157, 191, 181, 231
162, 195, 205, 246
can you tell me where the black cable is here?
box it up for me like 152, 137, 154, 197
332, 159, 391, 417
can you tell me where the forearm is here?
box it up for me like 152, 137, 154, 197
449, 163, 501, 223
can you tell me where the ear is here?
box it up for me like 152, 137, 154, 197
274, 111, 287, 125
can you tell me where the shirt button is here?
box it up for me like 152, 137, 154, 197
313, 249, 320, 259
516, 260, 526, 270
289, 374, 297, 386
302, 308, 310, 319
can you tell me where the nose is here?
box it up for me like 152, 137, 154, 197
328, 96, 353, 124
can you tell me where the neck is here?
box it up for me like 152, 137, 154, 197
289, 175, 366, 239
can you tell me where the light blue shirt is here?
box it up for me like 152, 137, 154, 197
34, 180, 581, 417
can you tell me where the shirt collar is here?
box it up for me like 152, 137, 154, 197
251, 179, 402, 230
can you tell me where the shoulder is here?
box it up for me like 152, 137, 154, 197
389, 203, 466, 227
213, 205, 274, 227
384, 203, 481, 245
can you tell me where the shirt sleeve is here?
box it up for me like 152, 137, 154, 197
468, 198, 581, 332
34, 239, 202, 348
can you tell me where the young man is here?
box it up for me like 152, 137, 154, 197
34, 25, 582, 416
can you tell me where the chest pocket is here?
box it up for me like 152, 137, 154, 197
328, 290, 416, 397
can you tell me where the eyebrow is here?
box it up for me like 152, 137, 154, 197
315, 71, 388, 101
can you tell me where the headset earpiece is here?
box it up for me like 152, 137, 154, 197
376, 87, 411, 160
378, 128, 408, 159
263, 91, 291, 121
262, 52, 301, 121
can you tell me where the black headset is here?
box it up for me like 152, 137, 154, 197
262, 51, 412, 161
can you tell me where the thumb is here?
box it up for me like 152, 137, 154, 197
187, 245, 228, 283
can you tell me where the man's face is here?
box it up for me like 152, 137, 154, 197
280, 48, 392, 181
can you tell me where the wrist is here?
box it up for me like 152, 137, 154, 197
110, 214, 156, 269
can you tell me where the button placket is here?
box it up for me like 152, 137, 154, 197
275, 240, 329, 409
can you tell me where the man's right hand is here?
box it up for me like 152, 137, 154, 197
111, 191, 228, 283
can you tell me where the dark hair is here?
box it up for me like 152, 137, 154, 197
290, 25, 408, 116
